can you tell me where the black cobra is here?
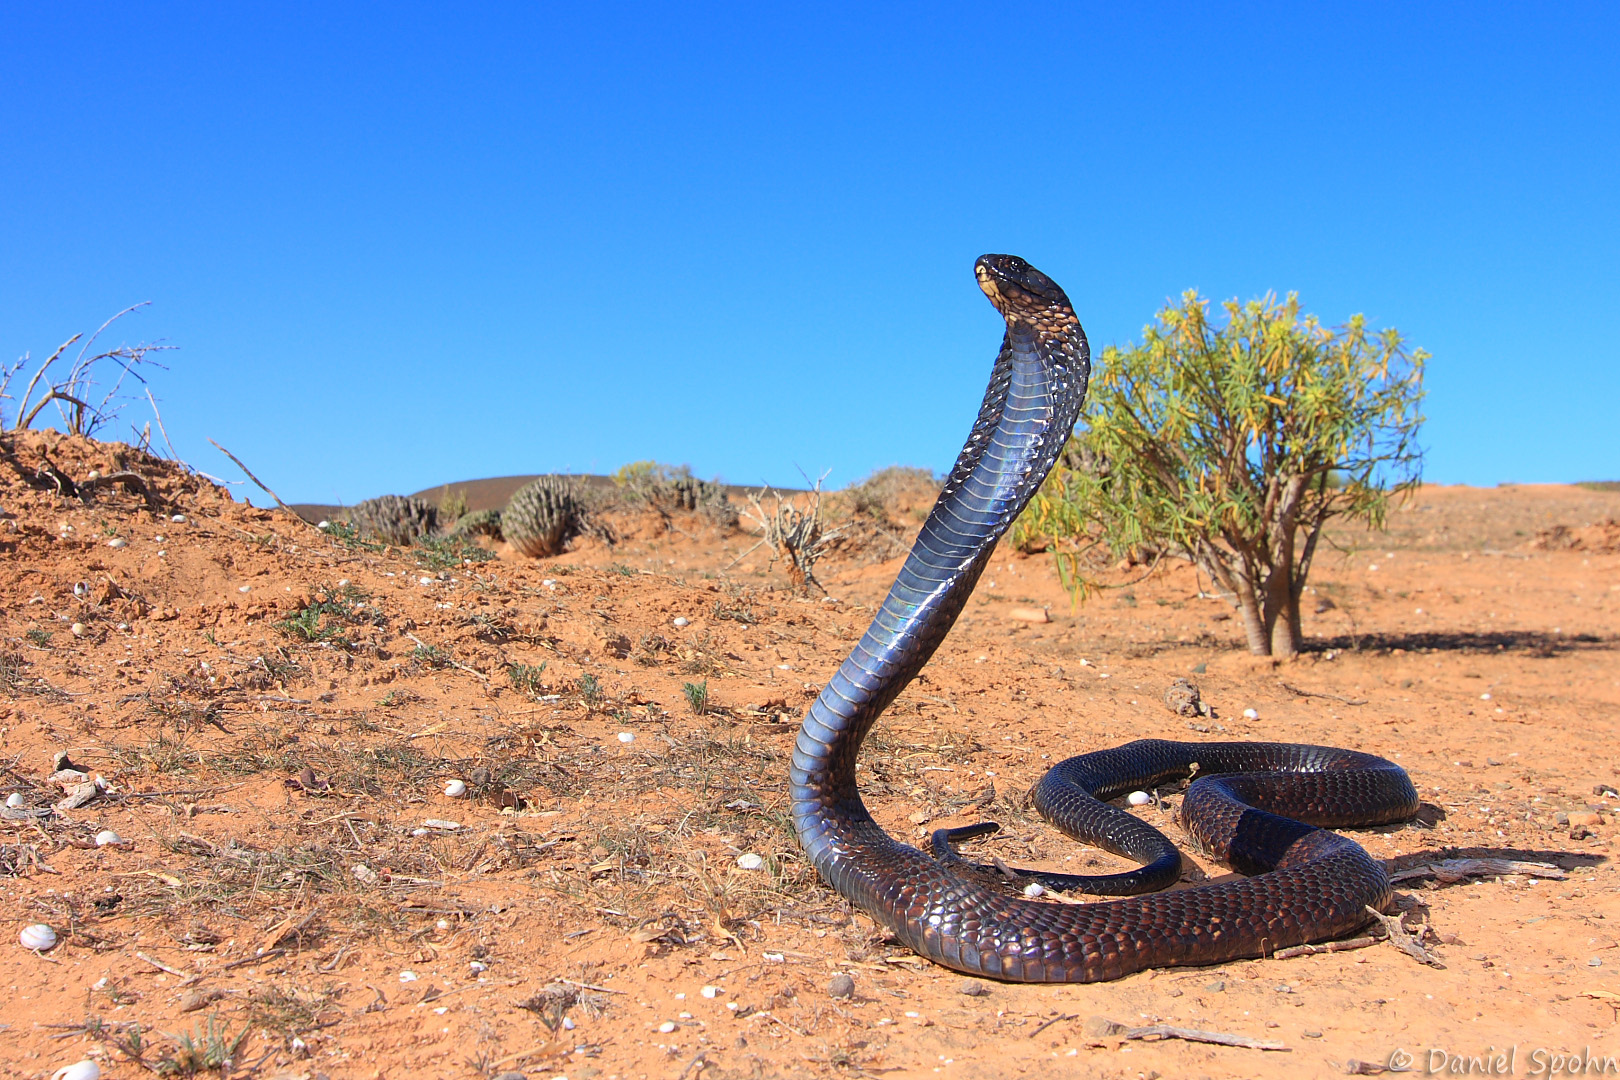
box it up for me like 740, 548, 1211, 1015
790, 254, 1419, 982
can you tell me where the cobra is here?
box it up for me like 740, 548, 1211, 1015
790, 254, 1418, 982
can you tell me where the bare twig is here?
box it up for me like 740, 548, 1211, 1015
1387, 858, 1565, 885
1365, 905, 1444, 967
404, 632, 489, 682
1084, 1014, 1289, 1050
145, 388, 184, 465
11, 334, 78, 430
1273, 934, 1380, 959
208, 438, 304, 520
136, 951, 197, 983
1277, 680, 1368, 706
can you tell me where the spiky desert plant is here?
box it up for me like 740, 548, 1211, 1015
448, 507, 503, 540
611, 461, 737, 527
503, 475, 583, 557
344, 494, 438, 545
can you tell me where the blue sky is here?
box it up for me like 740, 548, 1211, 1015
2, 4, 1615, 503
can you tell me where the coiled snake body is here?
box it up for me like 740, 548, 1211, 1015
790, 255, 1418, 982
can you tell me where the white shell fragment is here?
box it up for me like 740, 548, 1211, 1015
171, 514, 188, 523
658, 1021, 677, 1034
106, 537, 126, 549
735, 853, 765, 870
94, 829, 122, 846
20, 923, 57, 951
5, 793, 24, 808
421, 819, 461, 831
673, 616, 690, 628
1023, 883, 1045, 898
700, 985, 719, 998
51, 1061, 100, 1080
70, 623, 86, 637
443, 779, 468, 798
1127, 791, 1152, 807
1242, 708, 1260, 720
617, 732, 636, 744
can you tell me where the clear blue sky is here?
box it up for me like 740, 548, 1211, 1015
3, 4, 1615, 504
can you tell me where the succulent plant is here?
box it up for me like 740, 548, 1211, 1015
447, 507, 503, 541
503, 476, 583, 557
344, 494, 438, 545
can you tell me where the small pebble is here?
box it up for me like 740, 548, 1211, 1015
658, 1020, 677, 1034
673, 616, 690, 628
1303, 1030, 1323, 1038
492, 1073, 526, 1080
700, 985, 719, 998
1206, 979, 1226, 992
469, 961, 488, 974
19, 923, 57, 951
5, 793, 24, 808
421, 819, 460, 831
561, 1016, 575, 1030
106, 537, 126, 549
1592, 957, 1604, 967
957, 979, 989, 997
443, 779, 468, 798
418, 576, 434, 586
1481, 692, 1493, 701
317, 520, 330, 529
1023, 883, 1044, 898
70, 623, 86, 637
94, 829, 121, 846
736, 853, 765, 870
50, 1061, 99, 1080
1126, 791, 1152, 806
617, 732, 636, 744
86, 470, 101, 480
237, 585, 250, 593
171, 514, 187, 523
828, 973, 855, 999
1242, 707, 1260, 720
399, 970, 418, 982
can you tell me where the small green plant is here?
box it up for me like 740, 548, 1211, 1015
682, 679, 710, 715
412, 642, 451, 668
437, 484, 469, 521
608, 562, 637, 576
24, 627, 52, 646
414, 533, 496, 570
507, 661, 549, 698
320, 518, 386, 553
274, 605, 348, 647
577, 673, 603, 706
158, 1015, 249, 1076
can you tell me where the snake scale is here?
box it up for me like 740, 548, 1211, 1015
790, 254, 1419, 982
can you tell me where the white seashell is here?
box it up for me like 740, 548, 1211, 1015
317, 520, 330, 529
1242, 708, 1259, 720
700, 985, 719, 998
562, 1016, 575, 1030
735, 853, 765, 870
94, 830, 121, 846
1127, 791, 1152, 806
5, 793, 24, 808
51, 1060, 100, 1080
237, 585, 250, 593
73, 581, 88, 598
443, 779, 467, 798
107, 537, 126, 549
617, 732, 635, 744
469, 960, 488, 974
673, 617, 690, 628
71, 623, 86, 637
86, 470, 101, 481
171, 514, 187, 523
399, 970, 419, 982
20, 923, 57, 950
1023, 883, 1044, 898
658, 1021, 677, 1034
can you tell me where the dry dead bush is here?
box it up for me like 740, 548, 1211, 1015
734, 478, 843, 593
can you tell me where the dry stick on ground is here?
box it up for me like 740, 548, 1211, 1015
1388, 857, 1565, 885
1273, 934, 1381, 960
1276, 680, 1369, 706
1084, 1015, 1290, 1051
404, 632, 490, 683
1365, 905, 1444, 967
146, 387, 185, 465
209, 438, 311, 524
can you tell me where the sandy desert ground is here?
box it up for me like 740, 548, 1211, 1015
1, 431, 1617, 1080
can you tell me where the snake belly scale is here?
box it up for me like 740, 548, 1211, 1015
790, 254, 1418, 982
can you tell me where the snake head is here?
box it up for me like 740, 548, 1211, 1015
975, 254, 1071, 320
